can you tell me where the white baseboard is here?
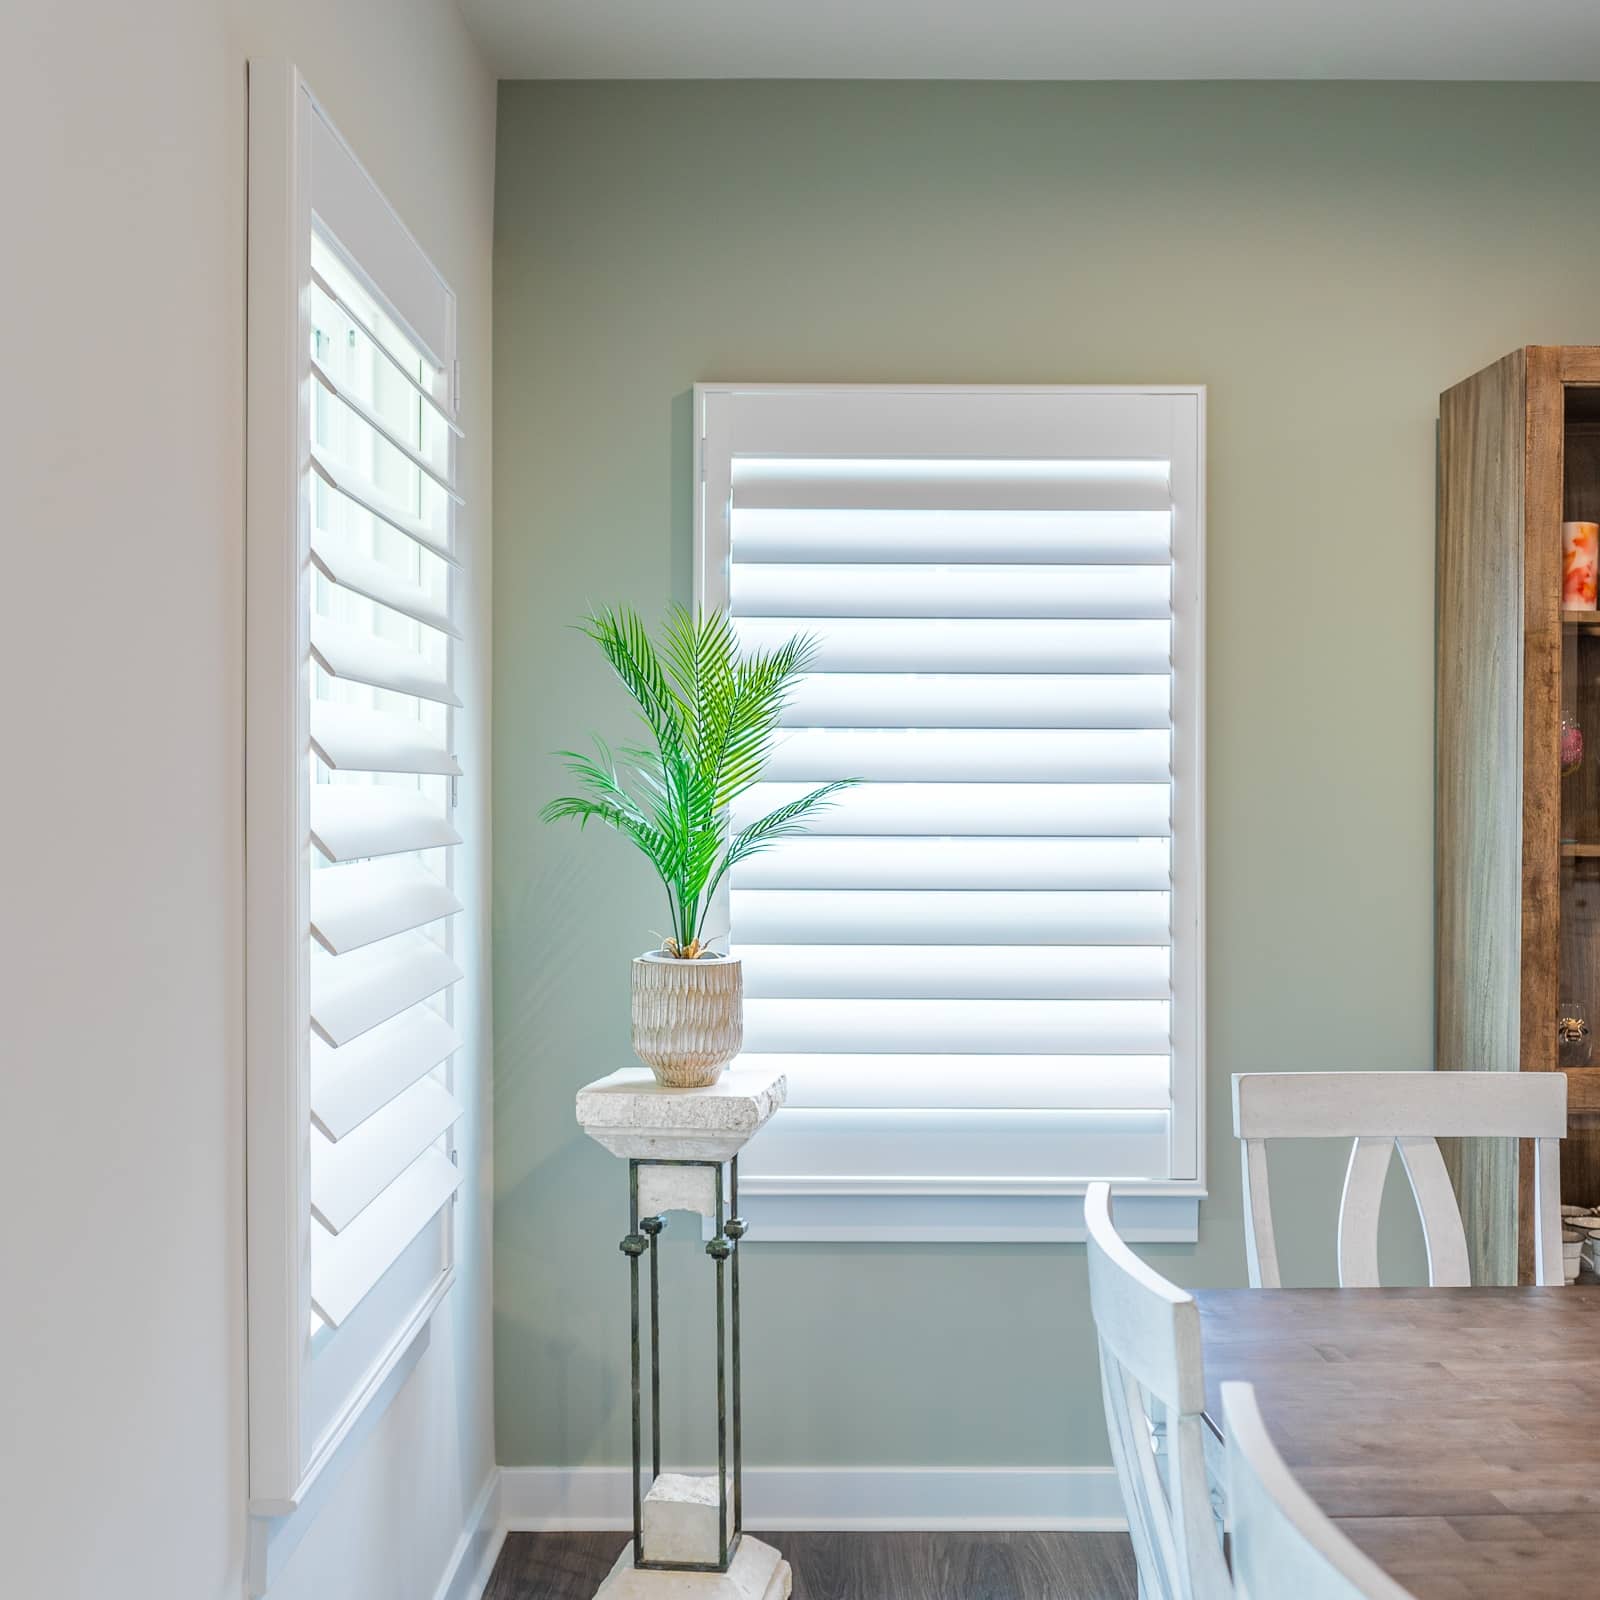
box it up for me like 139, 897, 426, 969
433, 1471, 507, 1600
499, 1465, 1125, 1532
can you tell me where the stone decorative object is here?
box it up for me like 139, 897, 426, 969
643, 1474, 737, 1565
631, 951, 744, 1088
591, 1539, 789, 1600
576, 1064, 790, 1600
577, 1067, 786, 1163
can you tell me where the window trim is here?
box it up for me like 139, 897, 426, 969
693, 383, 1205, 1243
245, 60, 464, 1532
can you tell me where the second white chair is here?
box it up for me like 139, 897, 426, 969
1232, 1070, 1566, 1287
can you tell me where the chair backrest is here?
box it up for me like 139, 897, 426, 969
1232, 1070, 1565, 1287
1223, 1381, 1416, 1600
1084, 1183, 1231, 1600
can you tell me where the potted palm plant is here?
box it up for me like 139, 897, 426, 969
542, 606, 855, 1088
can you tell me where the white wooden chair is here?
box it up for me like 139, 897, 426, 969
1223, 1381, 1416, 1599
1085, 1182, 1232, 1600
1232, 1070, 1566, 1287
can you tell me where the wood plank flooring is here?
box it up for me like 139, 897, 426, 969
485, 1530, 1139, 1599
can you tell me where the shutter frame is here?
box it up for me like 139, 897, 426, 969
695, 384, 1205, 1224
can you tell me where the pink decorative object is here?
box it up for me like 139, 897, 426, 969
1564, 521, 1599, 610
1563, 715, 1585, 776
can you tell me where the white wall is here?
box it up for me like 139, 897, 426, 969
1, 3, 496, 1597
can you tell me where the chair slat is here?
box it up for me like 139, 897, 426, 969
1336, 1137, 1392, 1288
1395, 1136, 1472, 1286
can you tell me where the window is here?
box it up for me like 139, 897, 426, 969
245, 63, 469, 1567
695, 385, 1203, 1242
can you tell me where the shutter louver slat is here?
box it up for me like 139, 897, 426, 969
311, 785, 462, 862
743, 997, 1170, 1055
734, 617, 1170, 674
731, 837, 1170, 891
782, 673, 1170, 728
735, 944, 1169, 998
763, 728, 1170, 784
310, 1078, 462, 1233
310, 356, 462, 500
311, 702, 460, 776
311, 1005, 462, 1140
311, 614, 461, 706
310, 1148, 461, 1328
310, 447, 459, 566
311, 860, 462, 954
731, 507, 1171, 565
733, 783, 1171, 837
734, 1053, 1172, 1112
730, 457, 1171, 512
312, 533, 462, 636
732, 564, 1170, 619
731, 889, 1170, 945
310, 935, 464, 1047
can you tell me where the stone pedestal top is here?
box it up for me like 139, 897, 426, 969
576, 1065, 787, 1162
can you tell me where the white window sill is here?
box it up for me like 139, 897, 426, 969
713, 1186, 1203, 1244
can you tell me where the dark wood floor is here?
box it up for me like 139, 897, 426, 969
485, 1530, 1138, 1599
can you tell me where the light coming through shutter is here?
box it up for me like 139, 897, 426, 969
696, 386, 1203, 1225
304, 233, 463, 1330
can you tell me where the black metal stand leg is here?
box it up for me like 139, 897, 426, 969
621, 1164, 647, 1567
706, 1163, 731, 1568
727, 1155, 745, 1540
642, 1214, 665, 1480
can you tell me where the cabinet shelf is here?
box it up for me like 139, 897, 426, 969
1563, 610, 1600, 631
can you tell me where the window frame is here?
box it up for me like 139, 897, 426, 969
694, 382, 1205, 1243
245, 59, 465, 1548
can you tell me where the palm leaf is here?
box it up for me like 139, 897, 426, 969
702, 779, 856, 904
581, 606, 686, 753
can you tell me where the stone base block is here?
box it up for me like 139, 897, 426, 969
642, 1472, 734, 1566
592, 1535, 790, 1600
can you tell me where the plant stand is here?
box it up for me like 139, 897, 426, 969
576, 1067, 791, 1600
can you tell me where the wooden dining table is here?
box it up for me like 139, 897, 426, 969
1197, 1286, 1600, 1600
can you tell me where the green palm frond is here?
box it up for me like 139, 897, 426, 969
580, 606, 685, 752
543, 605, 858, 953
703, 780, 856, 905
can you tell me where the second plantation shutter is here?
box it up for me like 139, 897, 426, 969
304, 232, 463, 1331
696, 386, 1203, 1206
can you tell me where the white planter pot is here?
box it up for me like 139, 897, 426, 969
630, 950, 743, 1088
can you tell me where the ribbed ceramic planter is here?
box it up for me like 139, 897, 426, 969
631, 951, 743, 1088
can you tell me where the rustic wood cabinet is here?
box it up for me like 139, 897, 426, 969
1437, 346, 1600, 1284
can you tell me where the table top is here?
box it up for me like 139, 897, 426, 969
1197, 1286, 1600, 1600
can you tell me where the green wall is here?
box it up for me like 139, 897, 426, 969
492, 82, 1596, 1469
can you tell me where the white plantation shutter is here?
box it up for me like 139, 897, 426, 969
695, 385, 1204, 1241
304, 227, 463, 1334
246, 66, 472, 1527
